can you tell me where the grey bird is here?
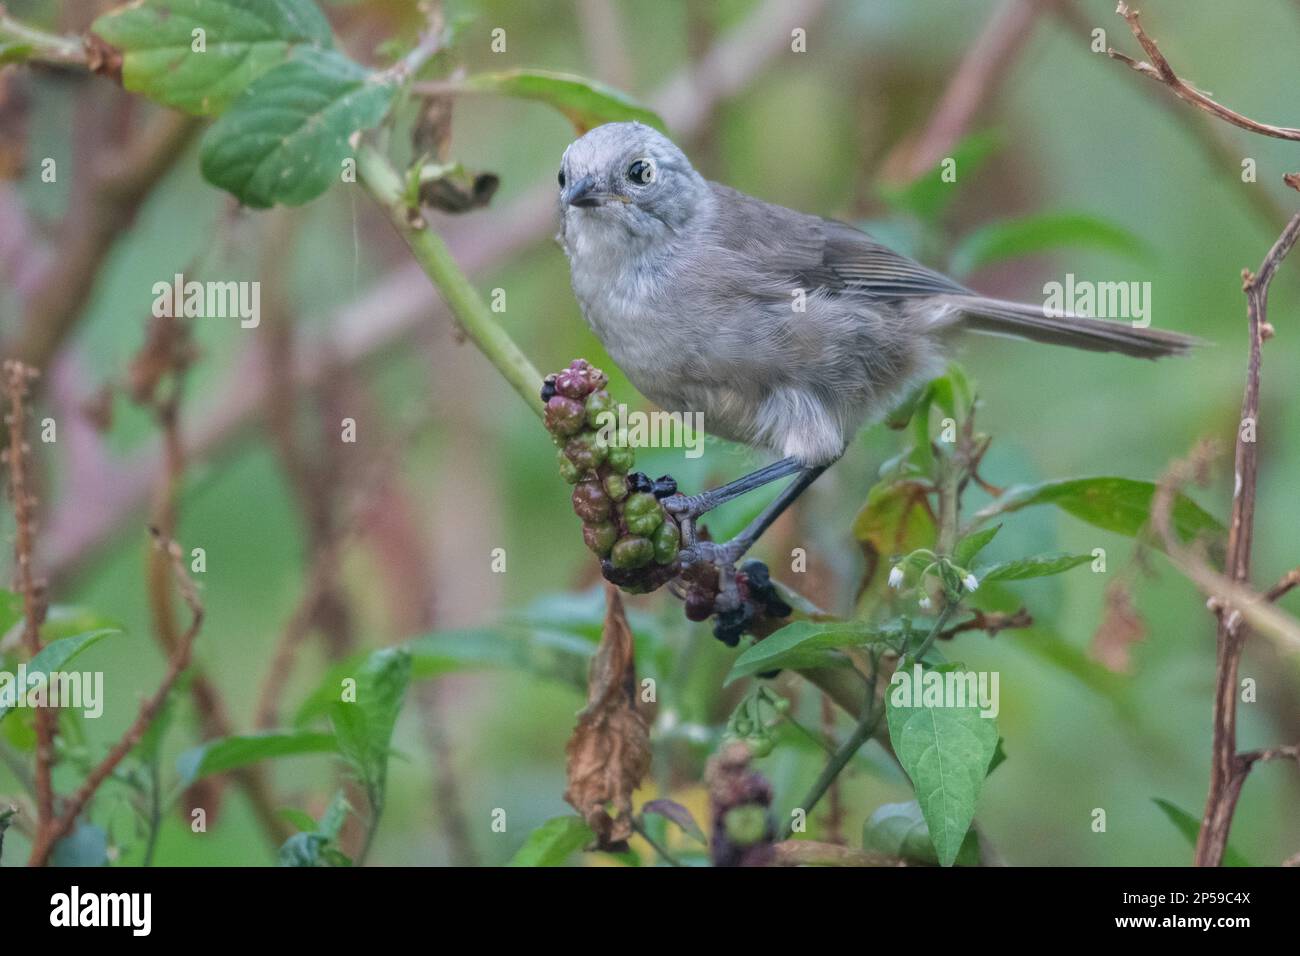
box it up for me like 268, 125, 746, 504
557, 121, 1194, 566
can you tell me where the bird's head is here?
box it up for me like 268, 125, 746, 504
558, 122, 707, 238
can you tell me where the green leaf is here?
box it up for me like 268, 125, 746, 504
507, 815, 594, 867
928, 362, 975, 422
988, 737, 1008, 775
200, 47, 396, 208
953, 524, 1000, 569
176, 730, 337, 786
461, 69, 665, 132
1151, 798, 1251, 867
877, 131, 999, 224
852, 481, 935, 560
92, 0, 334, 116
0, 629, 119, 723
976, 551, 1093, 583
886, 666, 999, 866
329, 647, 412, 800
973, 477, 1222, 546
950, 212, 1151, 278
724, 621, 871, 685
863, 800, 979, 866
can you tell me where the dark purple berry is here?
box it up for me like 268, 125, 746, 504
651, 475, 678, 498
684, 588, 715, 622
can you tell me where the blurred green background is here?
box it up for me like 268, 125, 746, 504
1, 0, 1298, 866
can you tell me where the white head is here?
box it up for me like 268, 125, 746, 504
558, 122, 710, 242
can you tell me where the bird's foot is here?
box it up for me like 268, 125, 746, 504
679, 537, 746, 572
662, 489, 714, 522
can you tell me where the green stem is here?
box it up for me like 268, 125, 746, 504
903, 598, 960, 669
355, 144, 545, 419
782, 653, 882, 838
783, 700, 883, 839
0, 12, 84, 64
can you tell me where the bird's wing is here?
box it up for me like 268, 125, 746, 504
816, 219, 971, 300
705, 182, 970, 303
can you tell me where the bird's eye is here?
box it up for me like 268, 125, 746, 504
557, 169, 566, 188
626, 158, 655, 185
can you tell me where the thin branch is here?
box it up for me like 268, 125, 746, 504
887, 0, 1049, 181
940, 607, 1034, 640
1264, 568, 1300, 603
356, 144, 546, 417
0, 361, 51, 843
27, 529, 203, 866
1108, 2, 1300, 141
1171, 209, 1300, 867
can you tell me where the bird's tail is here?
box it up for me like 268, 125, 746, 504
941, 295, 1199, 360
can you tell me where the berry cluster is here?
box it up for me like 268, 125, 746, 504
680, 558, 793, 647
706, 741, 776, 867
542, 360, 682, 594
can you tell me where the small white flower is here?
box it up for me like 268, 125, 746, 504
888, 565, 905, 589
918, 596, 933, 611
963, 573, 979, 593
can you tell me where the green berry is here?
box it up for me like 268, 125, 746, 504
610, 535, 654, 570
623, 492, 663, 536
582, 521, 618, 556
544, 396, 586, 437
606, 442, 635, 474
585, 390, 615, 430
571, 480, 611, 522
723, 805, 769, 847
602, 472, 628, 502
564, 432, 608, 472
748, 737, 775, 758
774, 698, 792, 715
556, 449, 581, 484
652, 518, 680, 564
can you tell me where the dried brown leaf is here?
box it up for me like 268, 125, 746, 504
1090, 579, 1147, 674
563, 584, 650, 850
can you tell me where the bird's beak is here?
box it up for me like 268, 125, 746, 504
562, 175, 608, 208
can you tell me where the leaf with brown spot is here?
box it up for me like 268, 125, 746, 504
852, 480, 935, 592
563, 584, 650, 850
1090, 580, 1146, 674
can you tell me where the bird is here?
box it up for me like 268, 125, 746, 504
556, 121, 1195, 566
